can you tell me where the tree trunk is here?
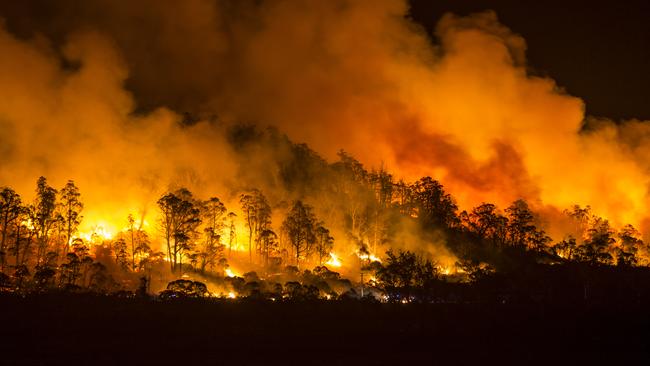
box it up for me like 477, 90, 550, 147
0, 213, 8, 271
14, 224, 21, 266
130, 228, 135, 271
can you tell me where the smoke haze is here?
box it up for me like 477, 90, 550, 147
1, 0, 649, 242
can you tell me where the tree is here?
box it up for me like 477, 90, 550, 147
367, 167, 393, 255
564, 205, 591, 240
12, 205, 35, 266
370, 166, 393, 209
160, 279, 209, 298
394, 180, 415, 216
198, 197, 226, 273
226, 212, 237, 257
58, 180, 83, 255
331, 151, 372, 246
240, 190, 271, 263
259, 228, 278, 266
411, 177, 458, 228
127, 214, 137, 271
125, 215, 151, 271
314, 224, 334, 266
505, 199, 536, 248
240, 193, 256, 262
132, 229, 150, 270
0, 187, 22, 271
282, 200, 317, 266
577, 217, 615, 265
462, 203, 507, 246
157, 188, 202, 272
32, 177, 57, 265
616, 224, 642, 266
553, 237, 578, 260
113, 237, 129, 270
59, 252, 82, 286
374, 249, 436, 302
504, 199, 550, 250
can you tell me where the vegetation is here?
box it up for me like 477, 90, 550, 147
0, 128, 650, 307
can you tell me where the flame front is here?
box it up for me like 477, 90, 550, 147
326, 253, 342, 268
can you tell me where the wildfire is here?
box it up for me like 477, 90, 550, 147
227, 292, 236, 299
325, 252, 342, 268
358, 252, 381, 263
436, 263, 466, 276
20, 219, 34, 230
77, 223, 114, 243
225, 268, 237, 278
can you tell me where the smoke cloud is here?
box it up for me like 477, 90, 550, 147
1, 0, 649, 244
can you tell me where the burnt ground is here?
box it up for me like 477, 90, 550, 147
0, 294, 649, 365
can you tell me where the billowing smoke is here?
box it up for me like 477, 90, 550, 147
0, 0, 649, 252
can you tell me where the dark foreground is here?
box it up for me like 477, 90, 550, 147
1, 294, 649, 365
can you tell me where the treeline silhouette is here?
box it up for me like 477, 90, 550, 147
1, 125, 650, 306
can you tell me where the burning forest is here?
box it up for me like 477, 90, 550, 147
1, 0, 650, 364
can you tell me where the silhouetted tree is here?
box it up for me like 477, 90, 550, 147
32, 177, 57, 265
198, 197, 226, 273
564, 205, 591, 240
240, 190, 271, 263
259, 228, 278, 266
113, 237, 128, 270
374, 249, 436, 302
462, 203, 507, 246
505, 199, 536, 248
158, 188, 201, 272
126, 214, 137, 270
412, 177, 459, 228
60, 252, 81, 286
58, 180, 83, 255
577, 217, 615, 265
13, 205, 35, 266
282, 200, 317, 266
0, 187, 22, 270
553, 237, 578, 260
616, 224, 642, 266
160, 279, 209, 298
226, 212, 237, 257
315, 224, 334, 265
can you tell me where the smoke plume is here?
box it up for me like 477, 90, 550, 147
0, 0, 649, 244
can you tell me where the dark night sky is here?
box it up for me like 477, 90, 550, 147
409, 0, 650, 120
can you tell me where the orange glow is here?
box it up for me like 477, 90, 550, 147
77, 222, 114, 243
357, 252, 381, 263
325, 253, 342, 268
